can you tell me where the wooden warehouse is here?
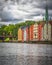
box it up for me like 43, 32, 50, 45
18, 21, 52, 42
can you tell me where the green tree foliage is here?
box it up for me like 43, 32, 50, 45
4, 24, 15, 36
0, 20, 35, 39
0, 25, 7, 36
25, 20, 35, 26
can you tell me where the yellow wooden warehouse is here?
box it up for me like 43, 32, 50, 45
18, 28, 22, 41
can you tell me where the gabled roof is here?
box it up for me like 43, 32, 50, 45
20, 25, 29, 30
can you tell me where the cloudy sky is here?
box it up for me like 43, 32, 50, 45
0, 0, 52, 25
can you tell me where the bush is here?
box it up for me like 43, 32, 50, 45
5, 38, 10, 42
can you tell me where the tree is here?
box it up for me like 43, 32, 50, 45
0, 25, 7, 36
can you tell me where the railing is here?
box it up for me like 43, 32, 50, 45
0, 36, 16, 42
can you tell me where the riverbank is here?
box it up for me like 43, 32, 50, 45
0, 40, 52, 44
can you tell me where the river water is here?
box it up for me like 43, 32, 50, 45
0, 43, 52, 65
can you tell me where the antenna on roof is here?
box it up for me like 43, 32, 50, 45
45, 0, 48, 22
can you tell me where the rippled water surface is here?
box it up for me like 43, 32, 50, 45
0, 43, 52, 65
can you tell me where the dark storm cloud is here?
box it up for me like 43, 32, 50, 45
36, 1, 52, 10
0, 0, 52, 24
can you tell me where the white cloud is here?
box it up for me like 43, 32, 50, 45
2, 1, 33, 21
0, 21, 12, 25
0, 0, 52, 24
33, 15, 44, 21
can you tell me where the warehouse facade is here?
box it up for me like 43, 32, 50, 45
18, 21, 52, 42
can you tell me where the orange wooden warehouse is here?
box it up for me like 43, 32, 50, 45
29, 25, 34, 41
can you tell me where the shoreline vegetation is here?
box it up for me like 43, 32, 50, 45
0, 20, 35, 40
0, 40, 52, 44
0, 20, 52, 44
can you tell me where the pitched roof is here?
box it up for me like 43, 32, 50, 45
20, 25, 29, 30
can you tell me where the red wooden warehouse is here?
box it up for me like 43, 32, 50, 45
29, 25, 34, 41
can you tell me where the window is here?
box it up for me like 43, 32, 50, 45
34, 33, 38, 38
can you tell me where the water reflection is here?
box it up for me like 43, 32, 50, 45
0, 43, 52, 65
0, 55, 52, 65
